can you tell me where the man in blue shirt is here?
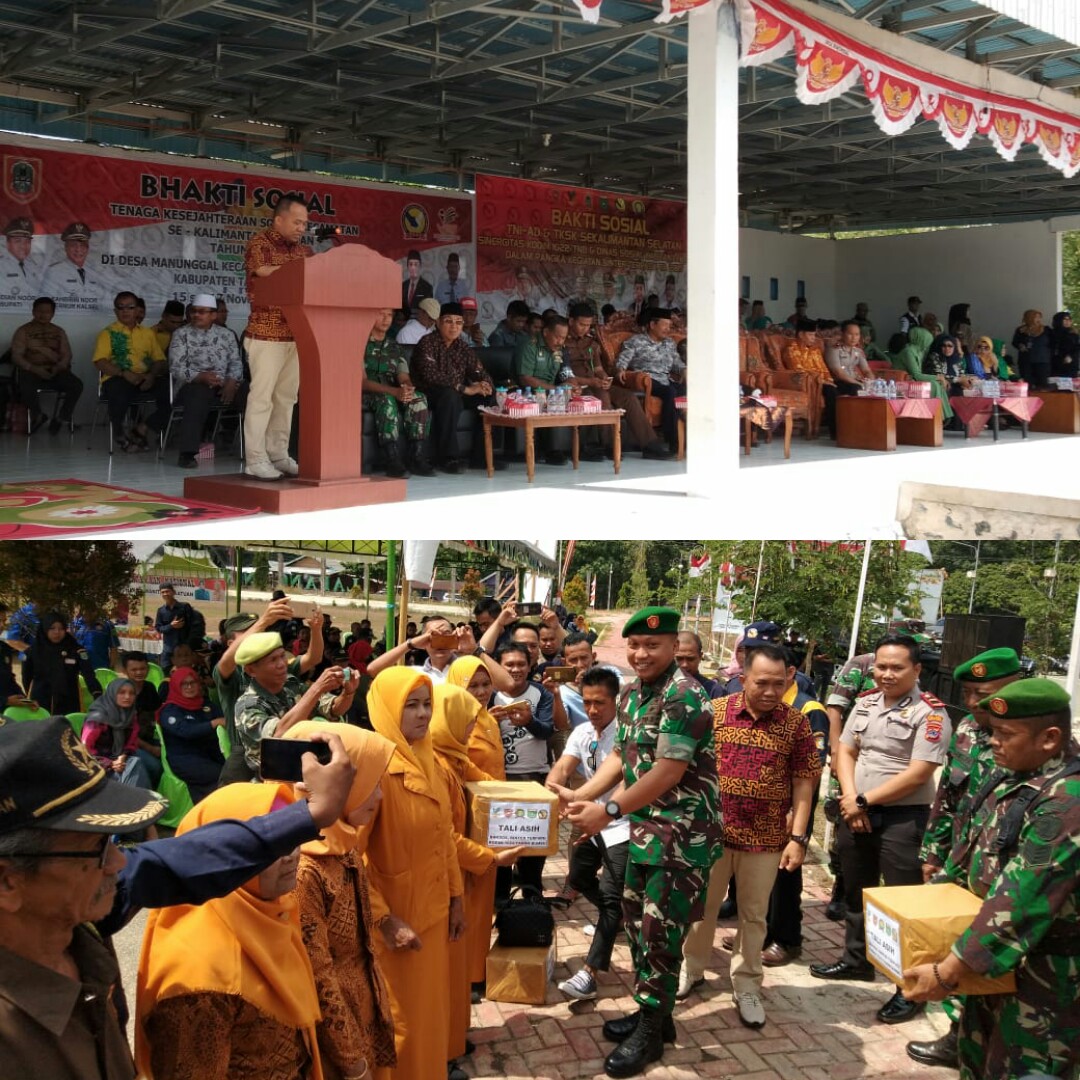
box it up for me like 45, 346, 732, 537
71, 609, 119, 671
153, 583, 194, 668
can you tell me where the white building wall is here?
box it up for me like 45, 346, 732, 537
835, 221, 1059, 348
738, 229, 838, 326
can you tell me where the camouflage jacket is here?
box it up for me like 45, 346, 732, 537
952, 752, 1080, 979
616, 661, 721, 869
824, 653, 876, 718
921, 715, 997, 870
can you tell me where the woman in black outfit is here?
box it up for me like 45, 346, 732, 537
22, 611, 101, 714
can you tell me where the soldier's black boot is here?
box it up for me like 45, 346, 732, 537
383, 443, 410, 479
825, 872, 846, 922
604, 1005, 666, 1078
601, 1010, 676, 1043
408, 440, 435, 476
906, 1020, 959, 1067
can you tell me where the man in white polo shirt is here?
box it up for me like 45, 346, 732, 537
548, 666, 630, 1001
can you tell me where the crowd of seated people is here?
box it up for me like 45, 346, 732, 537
739, 294, 1074, 438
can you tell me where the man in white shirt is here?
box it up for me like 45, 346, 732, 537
396, 296, 440, 345
548, 666, 630, 1001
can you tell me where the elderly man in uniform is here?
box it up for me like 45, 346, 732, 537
553, 606, 720, 1078
810, 634, 951, 1027
41, 222, 111, 310
902, 647, 1023, 1068
0, 217, 42, 302
232, 631, 355, 775
902, 679, 1080, 1080
242, 195, 312, 480
678, 642, 820, 1027
0, 716, 356, 1079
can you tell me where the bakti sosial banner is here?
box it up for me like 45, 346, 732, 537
0, 137, 473, 314
475, 173, 687, 327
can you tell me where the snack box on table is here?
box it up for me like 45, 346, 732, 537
863, 884, 1016, 995
1001, 381, 1028, 397
486, 941, 557, 1005
567, 395, 602, 414
465, 780, 560, 856
896, 381, 931, 399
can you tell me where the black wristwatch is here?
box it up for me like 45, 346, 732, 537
604, 800, 623, 819
855, 793, 869, 810
790, 833, 811, 848
473, 645, 487, 657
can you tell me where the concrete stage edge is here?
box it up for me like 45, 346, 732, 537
184, 472, 406, 513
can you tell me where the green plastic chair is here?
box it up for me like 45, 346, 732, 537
153, 722, 195, 829
216, 723, 232, 758
146, 662, 165, 690
66, 712, 86, 737
95, 667, 118, 689
78, 675, 93, 711
2, 705, 51, 722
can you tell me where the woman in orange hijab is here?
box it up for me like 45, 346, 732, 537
135, 783, 322, 1080
285, 721, 397, 1080
431, 684, 524, 1062
446, 655, 506, 783
361, 667, 466, 1080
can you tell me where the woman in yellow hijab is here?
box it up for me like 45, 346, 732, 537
361, 667, 466, 1080
446, 655, 506, 783
431, 684, 524, 1062
285, 721, 397, 1080
136, 782, 322, 1080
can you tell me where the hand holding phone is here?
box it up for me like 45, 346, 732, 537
517, 602, 543, 617
261, 737, 333, 781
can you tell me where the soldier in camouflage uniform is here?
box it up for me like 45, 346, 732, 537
821, 651, 877, 920
559, 606, 719, 1079
362, 307, 433, 478
902, 678, 1080, 1080
905, 647, 1021, 1068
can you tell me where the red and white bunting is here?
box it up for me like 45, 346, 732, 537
572, 0, 604, 24
740, 0, 1080, 178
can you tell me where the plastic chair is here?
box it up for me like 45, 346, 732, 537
216, 723, 232, 758
78, 674, 93, 711
2, 704, 50, 722
146, 662, 165, 689
154, 722, 195, 829
66, 712, 86, 736
95, 667, 118, 689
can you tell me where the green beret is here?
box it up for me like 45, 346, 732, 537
223, 612, 259, 636
623, 606, 680, 637
980, 678, 1070, 720
954, 647, 1021, 683
234, 631, 283, 666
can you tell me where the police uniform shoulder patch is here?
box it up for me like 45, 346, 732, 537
920, 692, 946, 708
924, 713, 944, 742
857, 688, 878, 698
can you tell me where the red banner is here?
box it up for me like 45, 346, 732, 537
475, 174, 686, 325
0, 138, 472, 313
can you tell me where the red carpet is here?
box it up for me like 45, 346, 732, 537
0, 478, 257, 537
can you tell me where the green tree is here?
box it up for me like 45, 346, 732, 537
251, 551, 271, 590
1064, 232, 1080, 317
459, 567, 485, 612
0, 541, 140, 617
704, 541, 926, 666
563, 574, 589, 614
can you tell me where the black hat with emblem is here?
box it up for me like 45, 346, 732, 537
3, 217, 33, 238
0, 717, 166, 835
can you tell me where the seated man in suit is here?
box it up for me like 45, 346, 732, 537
614, 308, 686, 454
410, 302, 505, 474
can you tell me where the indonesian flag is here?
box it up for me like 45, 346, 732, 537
689, 553, 711, 578
572, 0, 604, 23
902, 540, 933, 561
718, 561, 736, 587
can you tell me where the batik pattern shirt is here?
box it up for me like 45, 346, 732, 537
614, 333, 682, 386
244, 228, 313, 341
169, 323, 244, 386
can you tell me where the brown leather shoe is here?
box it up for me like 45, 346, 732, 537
761, 942, 801, 966
721, 934, 734, 952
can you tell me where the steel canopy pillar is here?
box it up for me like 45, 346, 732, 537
686, 0, 741, 496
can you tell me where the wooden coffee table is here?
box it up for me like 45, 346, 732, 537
1027, 390, 1080, 433
836, 396, 896, 451
480, 409, 623, 483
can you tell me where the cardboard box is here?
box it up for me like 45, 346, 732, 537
486, 941, 556, 1005
465, 780, 560, 856
863, 883, 1016, 996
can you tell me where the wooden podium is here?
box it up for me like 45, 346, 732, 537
184, 243, 406, 513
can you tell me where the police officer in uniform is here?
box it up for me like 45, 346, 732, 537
906, 646, 1022, 1068
40, 222, 112, 310
554, 606, 719, 1078
821, 650, 878, 921
810, 634, 952, 1026
902, 679, 1080, 1080
0, 217, 42, 306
